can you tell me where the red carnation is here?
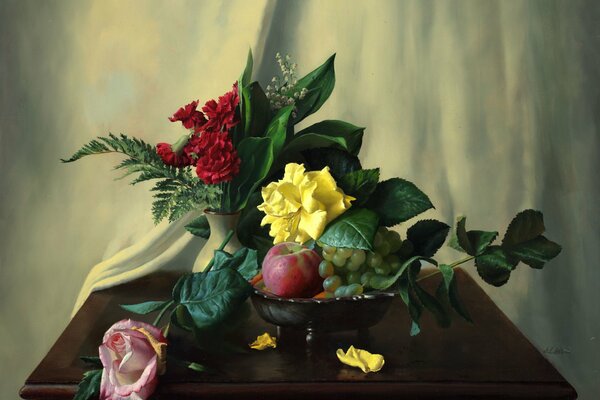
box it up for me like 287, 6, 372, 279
169, 100, 207, 131
195, 132, 240, 184
202, 83, 240, 133
156, 134, 192, 167
183, 133, 206, 164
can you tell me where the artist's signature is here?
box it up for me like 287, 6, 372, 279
543, 346, 572, 355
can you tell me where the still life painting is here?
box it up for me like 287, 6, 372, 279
1, 1, 598, 399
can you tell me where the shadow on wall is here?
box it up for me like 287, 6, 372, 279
524, 2, 600, 397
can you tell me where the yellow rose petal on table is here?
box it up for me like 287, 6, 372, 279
336, 345, 385, 373
249, 333, 277, 350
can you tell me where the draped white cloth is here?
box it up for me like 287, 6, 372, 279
67, 2, 599, 398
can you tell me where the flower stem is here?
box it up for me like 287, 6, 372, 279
153, 300, 175, 326
416, 256, 475, 282
203, 229, 235, 273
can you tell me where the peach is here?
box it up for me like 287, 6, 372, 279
262, 242, 323, 298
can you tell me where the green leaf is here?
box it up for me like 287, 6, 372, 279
467, 230, 499, 256
456, 216, 475, 255
227, 137, 274, 211
407, 286, 423, 336
73, 369, 102, 400
120, 300, 170, 315
406, 219, 450, 257
338, 168, 380, 206
499, 210, 561, 270
173, 269, 252, 329
237, 191, 271, 248
61, 133, 220, 223
301, 147, 362, 180
396, 276, 421, 336
397, 275, 410, 304
293, 54, 336, 123
502, 209, 545, 247
79, 356, 102, 367
408, 264, 450, 328
437, 264, 472, 322
454, 216, 500, 259
507, 236, 562, 269
265, 105, 293, 156
185, 215, 210, 239
366, 178, 434, 227
475, 246, 518, 286
456, 216, 499, 256
318, 208, 379, 251
295, 120, 365, 156
282, 133, 348, 156
172, 274, 188, 303
212, 247, 259, 280
370, 256, 436, 291
242, 82, 272, 137
171, 304, 195, 331
239, 48, 253, 88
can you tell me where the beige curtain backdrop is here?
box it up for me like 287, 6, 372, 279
1, 0, 598, 399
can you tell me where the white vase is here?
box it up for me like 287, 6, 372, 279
192, 210, 243, 273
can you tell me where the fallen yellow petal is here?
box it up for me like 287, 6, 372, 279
336, 345, 385, 373
249, 333, 277, 350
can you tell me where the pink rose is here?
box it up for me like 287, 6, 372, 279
98, 319, 167, 400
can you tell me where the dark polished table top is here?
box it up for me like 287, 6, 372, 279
21, 268, 577, 399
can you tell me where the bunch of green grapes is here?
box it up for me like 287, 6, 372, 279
317, 227, 407, 297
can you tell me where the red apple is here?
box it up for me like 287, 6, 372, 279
262, 242, 323, 298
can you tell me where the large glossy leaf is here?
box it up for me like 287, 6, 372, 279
302, 147, 362, 180
366, 178, 434, 227
174, 270, 252, 329
318, 208, 379, 251
408, 264, 450, 328
406, 219, 450, 257
265, 105, 293, 156
338, 168, 379, 206
370, 256, 436, 291
437, 264, 472, 322
237, 191, 268, 242
502, 209, 545, 247
506, 236, 562, 269
212, 247, 259, 280
499, 210, 561, 270
455, 216, 497, 256
295, 120, 364, 156
282, 133, 348, 156
120, 300, 170, 315
226, 137, 273, 211
239, 48, 253, 88
242, 82, 272, 137
475, 246, 518, 286
396, 275, 423, 336
455, 216, 474, 254
185, 215, 210, 239
293, 54, 336, 123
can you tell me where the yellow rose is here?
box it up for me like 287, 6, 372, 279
258, 163, 354, 244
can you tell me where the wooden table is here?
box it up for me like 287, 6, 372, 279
20, 268, 577, 399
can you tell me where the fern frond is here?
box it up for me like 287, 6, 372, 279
62, 133, 221, 224
62, 133, 157, 162
149, 179, 221, 224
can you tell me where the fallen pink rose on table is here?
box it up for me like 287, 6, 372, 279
98, 319, 167, 400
